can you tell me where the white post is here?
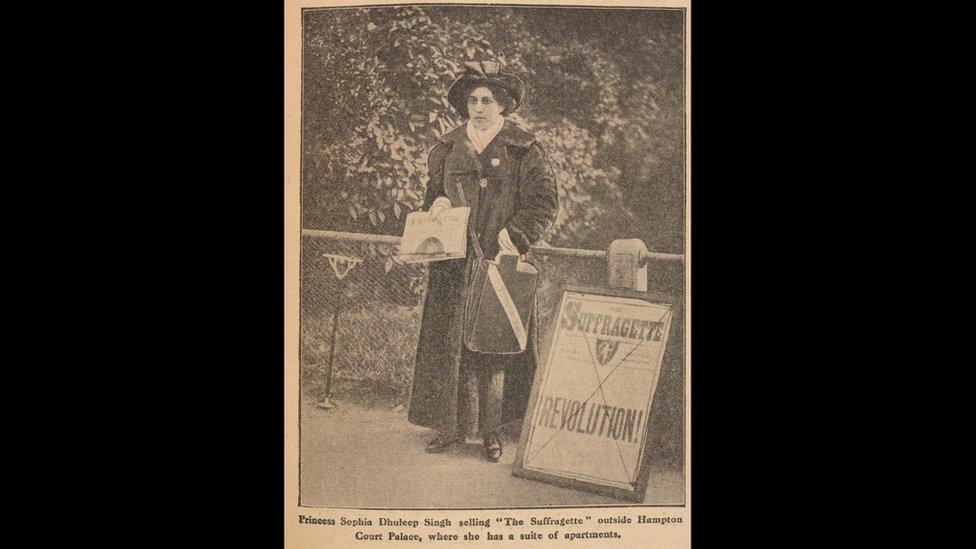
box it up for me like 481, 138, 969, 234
608, 238, 648, 291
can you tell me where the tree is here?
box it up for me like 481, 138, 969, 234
302, 5, 684, 253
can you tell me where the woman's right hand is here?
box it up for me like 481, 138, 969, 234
428, 196, 452, 221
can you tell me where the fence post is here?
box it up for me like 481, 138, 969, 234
317, 253, 362, 410
608, 238, 648, 291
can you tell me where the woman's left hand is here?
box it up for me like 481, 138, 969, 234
497, 228, 519, 256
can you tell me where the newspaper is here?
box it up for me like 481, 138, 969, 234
397, 207, 470, 263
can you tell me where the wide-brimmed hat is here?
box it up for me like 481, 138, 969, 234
447, 61, 525, 118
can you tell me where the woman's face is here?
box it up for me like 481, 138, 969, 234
467, 86, 503, 130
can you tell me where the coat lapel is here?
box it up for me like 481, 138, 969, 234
493, 119, 536, 149
439, 119, 536, 169
441, 125, 482, 175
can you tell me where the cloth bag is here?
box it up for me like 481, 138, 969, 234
455, 181, 538, 354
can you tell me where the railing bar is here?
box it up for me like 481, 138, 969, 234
301, 228, 684, 263
302, 229, 401, 244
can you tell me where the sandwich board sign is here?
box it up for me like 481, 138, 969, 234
513, 285, 676, 503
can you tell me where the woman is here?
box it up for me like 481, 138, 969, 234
407, 61, 559, 462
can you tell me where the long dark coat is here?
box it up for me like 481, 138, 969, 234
407, 119, 559, 435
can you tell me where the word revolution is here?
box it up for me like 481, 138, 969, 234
536, 396, 644, 443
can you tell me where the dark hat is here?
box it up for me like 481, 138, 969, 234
447, 61, 525, 118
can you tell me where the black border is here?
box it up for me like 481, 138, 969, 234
142, 0, 827, 544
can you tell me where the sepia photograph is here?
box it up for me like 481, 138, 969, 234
288, 0, 688, 514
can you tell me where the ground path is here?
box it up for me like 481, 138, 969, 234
299, 399, 683, 508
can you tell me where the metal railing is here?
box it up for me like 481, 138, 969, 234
301, 229, 685, 264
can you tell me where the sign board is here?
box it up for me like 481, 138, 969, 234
397, 207, 470, 263
513, 285, 676, 503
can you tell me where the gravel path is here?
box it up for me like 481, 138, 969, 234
299, 399, 683, 508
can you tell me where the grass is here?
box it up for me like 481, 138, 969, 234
301, 302, 422, 408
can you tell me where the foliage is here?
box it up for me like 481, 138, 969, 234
302, 5, 684, 253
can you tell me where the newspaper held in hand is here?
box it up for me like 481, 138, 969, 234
398, 207, 471, 263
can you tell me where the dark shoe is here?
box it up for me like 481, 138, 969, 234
425, 434, 463, 453
483, 433, 503, 462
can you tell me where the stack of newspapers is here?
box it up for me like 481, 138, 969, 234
397, 207, 471, 263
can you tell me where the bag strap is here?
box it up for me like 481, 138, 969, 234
435, 139, 484, 260
454, 180, 485, 260
485, 262, 528, 350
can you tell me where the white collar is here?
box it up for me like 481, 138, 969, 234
466, 117, 505, 154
